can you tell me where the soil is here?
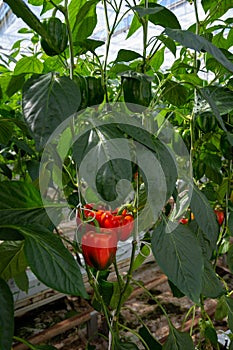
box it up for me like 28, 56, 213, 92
13, 258, 232, 350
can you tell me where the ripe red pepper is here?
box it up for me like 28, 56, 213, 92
118, 214, 134, 241
81, 230, 118, 270
214, 209, 225, 226
179, 218, 189, 224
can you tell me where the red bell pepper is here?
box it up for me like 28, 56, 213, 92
81, 230, 118, 270
214, 209, 225, 226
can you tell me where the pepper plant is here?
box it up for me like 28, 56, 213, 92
0, 0, 233, 349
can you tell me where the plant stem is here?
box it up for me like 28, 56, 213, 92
133, 278, 174, 329
115, 239, 137, 319
64, 0, 75, 79
117, 322, 150, 350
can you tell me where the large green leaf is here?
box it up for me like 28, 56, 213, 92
190, 185, 219, 250
0, 181, 62, 229
165, 28, 233, 73
201, 260, 225, 298
22, 72, 81, 150
70, 0, 98, 42
0, 278, 14, 350
73, 123, 132, 204
163, 326, 195, 350
115, 49, 142, 63
118, 124, 178, 201
17, 225, 88, 298
151, 221, 203, 303
0, 241, 27, 281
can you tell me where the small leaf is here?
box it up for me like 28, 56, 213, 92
0, 277, 14, 350
227, 244, 233, 273
0, 119, 13, 144
132, 244, 151, 272
163, 326, 195, 350
14, 56, 43, 75
201, 260, 225, 298
215, 296, 228, 320
110, 282, 133, 310
225, 296, 233, 332
73, 38, 104, 55
71, 0, 98, 41
229, 212, 233, 236
0, 241, 27, 282
14, 271, 29, 293
21, 225, 88, 298
115, 49, 142, 63
162, 80, 188, 107
204, 325, 218, 347
190, 185, 219, 250
138, 325, 162, 349
114, 336, 140, 350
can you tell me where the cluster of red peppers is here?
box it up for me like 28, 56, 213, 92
77, 204, 134, 271
179, 209, 225, 226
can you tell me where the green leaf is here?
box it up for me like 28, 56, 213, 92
14, 56, 44, 75
157, 35, 176, 56
115, 49, 142, 63
20, 225, 88, 298
215, 295, 228, 320
0, 181, 62, 229
201, 0, 233, 22
0, 277, 14, 350
204, 326, 218, 347
0, 241, 27, 281
148, 4, 180, 29
73, 123, 132, 204
14, 271, 29, 293
114, 336, 140, 350
0, 119, 13, 144
138, 325, 162, 349
225, 296, 233, 332
132, 244, 151, 272
163, 326, 195, 350
165, 28, 233, 73
73, 38, 105, 55
150, 47, 165, 71
6, 74, 25, 97
151, 221, 203, 303
110, 282, 133, 310
162, 80, 188, 107
201, 260, 225, 298
22, 72, 81, 150
229, 212, 233, 236
71, 0, 98, 41
190, 185, 219, 250
227, 244, 233, 273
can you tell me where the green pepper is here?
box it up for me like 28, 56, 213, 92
121, 71, 152, 112
195, 112, 217, 133
220, 134, 233, 160
73, 74, 89, 111
41, 17, 68, 56
85, 76, 105, 107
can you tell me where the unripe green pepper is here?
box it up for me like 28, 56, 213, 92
195, 112, 217, 133
121, 71, 152, 112
85, 76, 105, 107
41, 17, 68, 56
73, 74, 89, 111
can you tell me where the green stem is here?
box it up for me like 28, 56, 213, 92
113, 257, 124, 292
115, 240, 138, 319
132, 278, 174, 329
64, 0, 75, 79
117, 323, 150, 350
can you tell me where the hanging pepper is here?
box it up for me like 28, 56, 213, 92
41, 17, 68, 56
86, 76, 105, 107
81, 229, 118, 270
121, 71, 152, 112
